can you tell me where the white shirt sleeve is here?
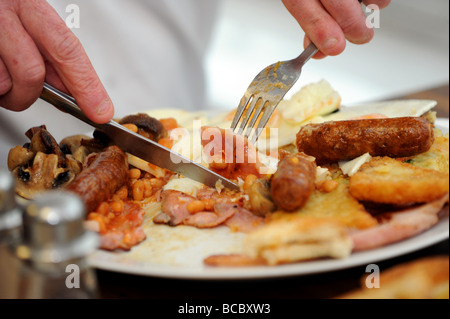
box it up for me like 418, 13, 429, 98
0, 0, 220, 166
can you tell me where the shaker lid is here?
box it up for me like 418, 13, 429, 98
14, 191, 99, 263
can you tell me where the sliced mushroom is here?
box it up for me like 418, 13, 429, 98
25, 125, 47, 140
60, 134, 92, 164
12, 152, 76, 199
26, 126, 66, 167
119, 113, 166, 141
60, 134, 90, 153
81, 131, 111, 153
65, 154, 83, 175
247, 178, 276, 217
9, 127, 86, 199
7, 146, 35, 171
27, 126, 63, 154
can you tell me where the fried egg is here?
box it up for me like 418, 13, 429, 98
321, 99, 437, 122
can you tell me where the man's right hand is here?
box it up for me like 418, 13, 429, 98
282, 0, 391, 59
0, 0, 114, 123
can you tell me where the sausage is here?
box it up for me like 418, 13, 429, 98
296, 117, 434, 165
66, 145, 128, 213
270, 153, 316, 212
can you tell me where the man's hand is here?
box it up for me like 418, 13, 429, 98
282, 0, 391, 59
0, 0, 113, 123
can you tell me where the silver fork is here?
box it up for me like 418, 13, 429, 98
230, 42, 318, 144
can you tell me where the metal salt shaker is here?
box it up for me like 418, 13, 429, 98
13, 191, 100, 299
0, 169, 23, 299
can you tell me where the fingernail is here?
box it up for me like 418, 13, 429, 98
323, 37, 339, 51
96, 99, 113, 116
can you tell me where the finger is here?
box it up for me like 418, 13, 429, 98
0, 58, 12, 96
303, 37, 327, 60
322, 0, 374, 44
282, 0, 346, 57
362, 0, 391, 9
18, 0, 114, 123
0, 9, 45, 111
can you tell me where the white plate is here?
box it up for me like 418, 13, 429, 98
87, 119, 449, 280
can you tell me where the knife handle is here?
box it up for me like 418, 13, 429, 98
40, 82, 104, 130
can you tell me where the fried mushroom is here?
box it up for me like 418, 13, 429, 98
12, 152, 77, 199
8, 126, 84, 199
7, 146, 35, 171
119, 113, 166, 141
26, 125, 65, 166
60, 134, 92, 164
247, 178, 276, 217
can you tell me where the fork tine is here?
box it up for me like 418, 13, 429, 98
232, 43, 318, 141
231, 93, 252, 131
249, 101, 277, 145
236, 95, 259, 135
244, 99, 267, 139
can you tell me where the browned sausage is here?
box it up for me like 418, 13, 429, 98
270, 153, 316, 212
65, 145, 128, 213
296, 117, 434, 165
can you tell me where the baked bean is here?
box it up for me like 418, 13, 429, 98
150, 178, 164, 189
158, 137, 173, 149
187, 200, 206, 214
112, 186, 128, 201
143, 179, 153, 198
317, 179, 339, 193
122, 123, 139, 133
96, 202, 109, 215
129, 168, 141, 180
110, 200, 124, 213
160, 118, 178, 131
132, 180, 145, 201
87, 213, 107, 233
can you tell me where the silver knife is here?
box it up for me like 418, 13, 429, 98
40, 83, 239, 191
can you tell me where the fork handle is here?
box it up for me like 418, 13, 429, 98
295, 42, 319, 67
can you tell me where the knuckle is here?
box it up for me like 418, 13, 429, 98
340, 18, 372, 43
52, 30, 83, 64
309, 15, 325, 29
75, 74, 102, 95
21, 63, 46, 86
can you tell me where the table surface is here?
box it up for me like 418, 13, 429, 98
95, 84, 449, 300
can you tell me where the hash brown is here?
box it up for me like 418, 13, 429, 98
349, 156, 449, 205
272, 179, 378, 230
244, 216, 353, 265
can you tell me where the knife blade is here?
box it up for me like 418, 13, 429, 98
40, 83, 239, 191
